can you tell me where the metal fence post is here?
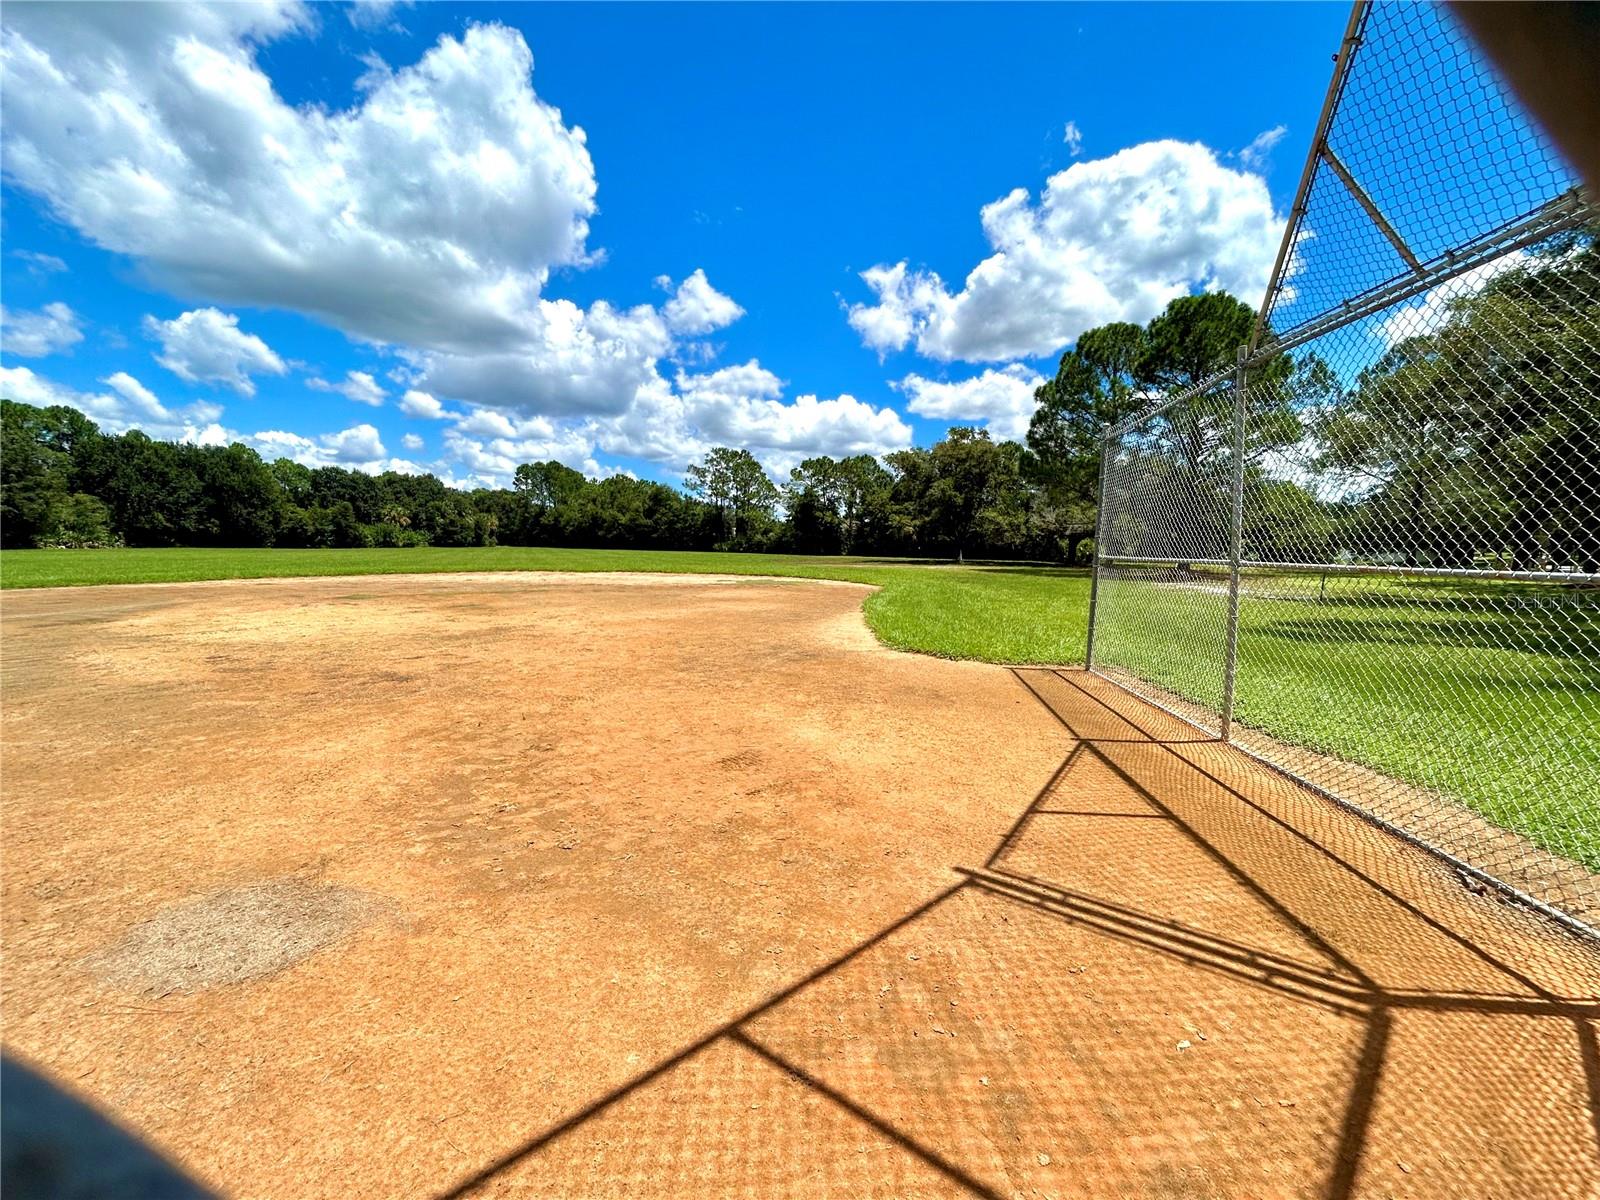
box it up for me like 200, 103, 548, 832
1074, 2, 1600, 936
1084, 428, 1110, 672
1220, 344, 1248, 742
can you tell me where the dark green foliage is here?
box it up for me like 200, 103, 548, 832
887, 429, 1024, 562
513, 460, 586, 511
273, 500, 369, 548
192, 443, 282, 546
1026, 293, 1300, 564
2, 400, 74, 547
0, 404, 1081, 561
39, 493, 117, 548
77, 431, 207, 547
684, 447, 780, 548
1314, 232, 1600, 571
784, 455, 893, 554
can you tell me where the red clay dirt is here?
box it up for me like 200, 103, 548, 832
2, 572, 1597, 1198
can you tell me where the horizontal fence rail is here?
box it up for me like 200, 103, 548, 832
1101, 556, 1600, 587
1088, 0, 1600, 936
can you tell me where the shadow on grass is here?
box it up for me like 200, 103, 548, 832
1251, 610, 1600, 661
959, 564, 1093, 579
825, 557, 1091, 578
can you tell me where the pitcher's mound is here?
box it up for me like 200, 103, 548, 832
86, 877, 392, 994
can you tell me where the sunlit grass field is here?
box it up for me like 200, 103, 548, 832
1095, 572, 1599, 870
3, 546, 1594, 869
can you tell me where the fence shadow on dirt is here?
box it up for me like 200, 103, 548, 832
432, 668, 1600, 1199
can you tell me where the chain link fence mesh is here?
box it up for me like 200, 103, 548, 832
1089, 1, 1600, 934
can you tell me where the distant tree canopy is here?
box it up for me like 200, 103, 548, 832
0, 401, 1061, 561
1312, 230, 1600, 572
784, 454, 892, 555
8, 262, 1590, 572
685, 447, 780, 548
1024, 291, 1297, 562
1029, 243, 1600, 576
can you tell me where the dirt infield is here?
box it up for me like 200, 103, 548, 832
2, 573, 1597, 1198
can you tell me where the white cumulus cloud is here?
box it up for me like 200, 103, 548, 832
1, 5, 598, 354
1, 301, 83, 357
308, 369, 385, 406
245, 422, 390, 470
1, 6, 917, 486
1239, 124, 1288, 172
413, 298, 672, 418
895, 365, 1046, 441
847, 139, 1283, 363
146, 307, 286, 395
676, 362, 911, 457
583, 362, 913, 480
322, 423, 385, 461
659, 269, 745, 335
0, 364, 224, 442
399, 389, 450, 419
1063, 120, 1084, 157
1372, 253, 1529, 349
103, 371, 168, 421
439, 416, 599, 487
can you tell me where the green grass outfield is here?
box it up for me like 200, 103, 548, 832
2, 546, 1594, 870
1095, 573, 1599, 871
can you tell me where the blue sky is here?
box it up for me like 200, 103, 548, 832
1, 1, 1347, 487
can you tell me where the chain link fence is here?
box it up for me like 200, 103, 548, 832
1088, 1, 1600, 936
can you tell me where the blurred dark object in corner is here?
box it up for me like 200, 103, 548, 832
1450, 1, 1600, 197
1, 1054, 215, 1199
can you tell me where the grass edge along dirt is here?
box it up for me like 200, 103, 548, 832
0, 547, 1092, 666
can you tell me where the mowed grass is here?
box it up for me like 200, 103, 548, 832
0, 547, 1092, 664
3, 546, 1594, 871
1096, 575, 1600, 870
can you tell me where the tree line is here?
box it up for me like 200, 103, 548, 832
0, 288, 1261, 560
0, 292, 1267, 562
7, 238, 1592, 570
0, 401, 1075, 560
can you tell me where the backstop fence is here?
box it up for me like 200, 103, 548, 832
1086, 1, 1599, 936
